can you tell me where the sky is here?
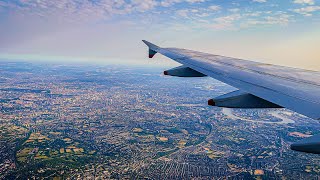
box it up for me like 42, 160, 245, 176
0, 0, 319, 70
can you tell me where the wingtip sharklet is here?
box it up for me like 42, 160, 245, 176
142, 40, 159, 48
142, 40, 159, 58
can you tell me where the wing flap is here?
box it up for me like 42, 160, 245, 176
291, 134, 320, 154
164, 65, 207, 77
208, 90, 282, 108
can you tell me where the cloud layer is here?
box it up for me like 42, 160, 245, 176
1, 0, 319, 28
0, 0, 319, 69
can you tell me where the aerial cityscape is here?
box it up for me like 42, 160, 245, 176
0, 61, 320, 179
0, 0, 319, 179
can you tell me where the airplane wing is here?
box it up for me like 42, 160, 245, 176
143, 40, 320, 154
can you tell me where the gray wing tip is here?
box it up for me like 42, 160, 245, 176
142, 40, 160, 49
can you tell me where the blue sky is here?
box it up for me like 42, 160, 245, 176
0, 0, 319, 69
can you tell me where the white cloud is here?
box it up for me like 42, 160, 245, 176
186, 0, 206, 2
293, 0, 315, 5
160, 0, 206, 7
208, 11, 293, 30
0, 0, 311, 33
211, 14, 242, 29
253, 0, 267, 3
293, 6, 320, 16
0, 0, 209, 23
0, 1, 6, 7
176, 9, 190, 18
209, 5, 221, 11
244, 14, 291, 26
130, 0, 158, 12
175, 5, 219, 19
229, 8, 240, 13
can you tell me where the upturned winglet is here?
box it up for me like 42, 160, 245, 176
142, 40, 159, 58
